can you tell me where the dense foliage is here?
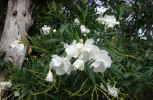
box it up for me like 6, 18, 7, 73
0, 0, 153, 100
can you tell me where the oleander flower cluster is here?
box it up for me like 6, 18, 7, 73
101, 83, 118, 97
74, 18, 90, 36
46, 39, 112, 82
80, 25, 90, 36
14, 91, 20, 97
0, 81, 12, 93
96, 15, 119, 28
74, 18, 80, 25
8, 40, 24, 56
42, 25, 51, 35
42, 25, 57, 35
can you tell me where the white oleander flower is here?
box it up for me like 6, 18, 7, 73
90, 50, 112, 73
107, 85, 118, 97
74, 18, 80, 25
42, 25, 50, 35
49, 55, 64, 75
80, 25, 86, 33
9, 41, 24, 55
100, 83, 118, 97
104, 15, 119, 28
46, 70, 53, 82
53, 29, 56, 33
96, 15, 119, 28
0, 82, 12, 87
80, 25, 90, 36
14, 91, 20, 97
73, 59, 84, 71
49, 55, 72, 75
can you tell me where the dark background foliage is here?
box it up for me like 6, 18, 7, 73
0, 0, 153, 100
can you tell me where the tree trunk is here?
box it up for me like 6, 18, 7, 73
0, 0, 35, 99
0, 0, 35, 68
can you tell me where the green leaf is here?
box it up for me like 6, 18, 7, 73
134, 84, 144, 95
47, 38, 62, 44
87, 68, 96, 84
119, 3, 124, 19
34, 95, 37, 100
73, 72, 82, 87
21, 87, 30, 99
108, 4, 117, 14
140, 69, 153, 82
74, 2, 82, 12
145, 49, 150, 58
73, 31, 80, 42
123, 73, 130, 78
44, 93, 57, 99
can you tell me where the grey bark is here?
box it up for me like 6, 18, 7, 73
0, 0, 35, 98
0, 0, 34, 68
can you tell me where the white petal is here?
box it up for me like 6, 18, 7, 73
100, 50, 108, 55
73, 59, 84, 71
107, 85, 118, 97
7, 82, 12, 87
100, 83, 105, 89
98, 51, 112, 68
86, 29, 90, 33
83, 45, 94, 53
91, 61, 101, 68
52, 59, 62, 67
0, 82, 12, 87
74, 18, 80, 25
53, 29, 56, 33
89, 46, 100, 60
14, 91, 20, 97
50, 56, 72, 75
63, 57, 72, 74
53, 64, 66, 75
72, 40, 77, 45
49, 61, 54, 68
76, 43, 83, 50
80, 25, 87, 33
64, 43, 69, 48
91, 62, 107, 73
65, 45, 78, 58
85, 39, 94, 45
78, 51, 89, 62
9, 42, 24, 55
